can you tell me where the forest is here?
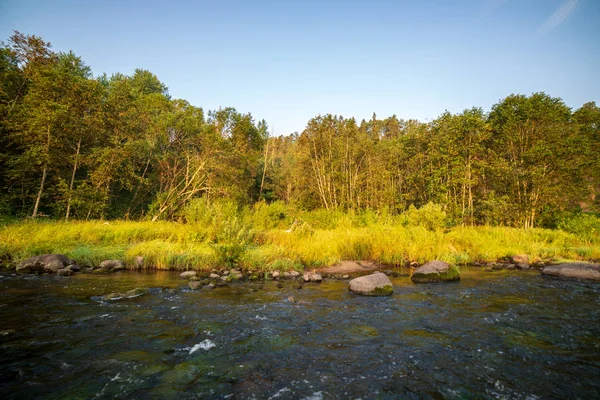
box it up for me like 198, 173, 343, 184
1, 32, 599, 235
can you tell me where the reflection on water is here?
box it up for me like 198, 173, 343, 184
0, 269, 599, 399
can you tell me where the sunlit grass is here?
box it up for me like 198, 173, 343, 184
0, 219, 598, 271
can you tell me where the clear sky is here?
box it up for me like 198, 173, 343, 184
1, 0, 598, 134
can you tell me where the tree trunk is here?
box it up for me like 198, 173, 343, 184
259, 137, 270, 198
32, 164, 47, 218
65, 137, 82, 220
32, 125, 51, 218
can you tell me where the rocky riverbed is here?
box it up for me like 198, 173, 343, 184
0, 267, 599, 399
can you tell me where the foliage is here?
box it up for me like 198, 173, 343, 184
557, 213, 600, 244
404, 202, 447, 230
1, 32, 599, 232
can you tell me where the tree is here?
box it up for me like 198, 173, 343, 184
488, 93, 579, 228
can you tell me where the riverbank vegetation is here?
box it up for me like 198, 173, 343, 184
1, 202, 599, 270
1, 32, 599, 270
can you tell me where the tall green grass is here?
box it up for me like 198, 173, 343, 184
1, 218, 598, 271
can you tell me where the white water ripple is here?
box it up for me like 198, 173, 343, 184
188, 339, 216, 354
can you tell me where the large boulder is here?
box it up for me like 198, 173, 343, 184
542, 263, 600, 282
411, 260, 460, 283
349, 272, 393, 296
17, 254, 75, 274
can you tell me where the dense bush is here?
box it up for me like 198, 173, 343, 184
558, 213, 600, 244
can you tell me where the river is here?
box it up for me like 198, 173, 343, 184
0, 269, 599, 399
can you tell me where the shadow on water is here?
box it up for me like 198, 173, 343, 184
0, 268, 599, 399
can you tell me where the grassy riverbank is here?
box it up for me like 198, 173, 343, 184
1, 218, 598, 271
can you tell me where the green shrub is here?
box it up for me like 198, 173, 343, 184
558, 213, 600, 244
252, 201, 293, 230
405, 202, 447, 230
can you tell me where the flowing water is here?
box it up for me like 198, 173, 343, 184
0, 269, 599, 399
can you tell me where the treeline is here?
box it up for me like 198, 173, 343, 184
1, 32, 599, 228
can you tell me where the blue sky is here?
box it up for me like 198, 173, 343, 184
1, 0, 598, 134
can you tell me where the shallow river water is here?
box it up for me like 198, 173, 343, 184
0, 268, 599, 399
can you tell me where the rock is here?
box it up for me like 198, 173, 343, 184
180, 271, 197, 279
283, 272, 291, 278
204, 283, 215, 289
287, 296, 296, 303
124, 288, 149, 297
189, 276, 200, 281
506, 264, 516, 270
102, 288, 148, 301
516, 263, 530, 270
67, 264, 81, 272
188, 281, 201, 290
57, 268, 73, 277
542, 263, 600, 281
209, 273, 220, 279
272, 271, 280, 278
512, 254, 529, 265
491, 264, 504, 271
99, 260, 126, 272
303, 272, 322, 282
342, 274, 350, 279
289, 271, 300, 278
17, 254, 75, 274
484, 268, 493, 272
319, 260, 379, 275
349, 272, 394, 296
222, 270, 230, 276
411, 260, 460, 283
101, 292, 123, 301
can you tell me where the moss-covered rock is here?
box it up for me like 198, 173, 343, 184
411, 260, 460, 283
349, 272, 394, 296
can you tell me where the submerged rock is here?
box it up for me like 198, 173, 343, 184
180, 271, 197, 279
188, 281, 201, 290
349, 272, 393, 296
101, 287, 149, 301
57, 267, 73, 276
542, 263, 600, 281
411, 260, 460, 283
125, 288, 149, 297
101, 292, 123, 301
17, 254, 76, 274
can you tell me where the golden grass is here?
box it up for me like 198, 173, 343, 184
0, 220, 598, 271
